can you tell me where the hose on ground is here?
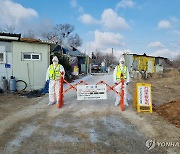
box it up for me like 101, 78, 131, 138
16, 80, 27, 91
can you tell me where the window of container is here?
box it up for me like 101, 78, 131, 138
0, 52, 6, 63
22, 53, 41, 61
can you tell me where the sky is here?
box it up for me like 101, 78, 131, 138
0, 0, 180, 59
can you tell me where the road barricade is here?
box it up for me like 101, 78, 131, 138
57, 75, 125, 111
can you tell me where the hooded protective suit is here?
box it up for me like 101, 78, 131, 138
113, 57, 130, 106
46, 56, 65, 105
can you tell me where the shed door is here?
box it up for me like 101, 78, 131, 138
147, 61, 153, 73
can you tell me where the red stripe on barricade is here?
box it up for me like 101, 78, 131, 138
63, 80, 88, 94
58, 76, 125, 111
63, 79, 77, 93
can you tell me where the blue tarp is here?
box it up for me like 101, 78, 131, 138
42, 80, 49, 93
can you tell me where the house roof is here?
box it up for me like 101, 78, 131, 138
51, 45, 68, 54
68, 49, 85, 57
133, 53, 156, 58
20, 38, 53, 45
20, 38, 41, 43
124, 53, 168, 60
51, 45, 85, 57
0, 32, 54, 45
0, 32, 21, 41
66, 46, 85, 57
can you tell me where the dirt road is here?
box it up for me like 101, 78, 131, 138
0, 73, 179, 153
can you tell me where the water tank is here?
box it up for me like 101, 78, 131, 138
1, 76, 8, 92
9, 76, 16, 92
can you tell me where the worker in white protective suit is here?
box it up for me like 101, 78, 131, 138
46, 56, 65, 105
113, 57, 130, 106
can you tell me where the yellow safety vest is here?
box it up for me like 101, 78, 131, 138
116, 65, 127, 82
49, 64, 61, 80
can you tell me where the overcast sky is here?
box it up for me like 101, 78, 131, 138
0, 0, 180, 59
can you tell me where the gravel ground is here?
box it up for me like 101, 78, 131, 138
0, 72, 179, 153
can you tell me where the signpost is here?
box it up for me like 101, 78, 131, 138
133, 83, 152, 113
77, 84, 107, 100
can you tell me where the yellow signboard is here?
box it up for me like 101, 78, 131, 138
73, 66, 79, 76
133, 83, 152, 113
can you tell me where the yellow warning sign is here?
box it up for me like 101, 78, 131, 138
73, 66, 79, 76
133, 83, 152, 113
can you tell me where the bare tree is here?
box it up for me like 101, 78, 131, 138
92, 50, 117, 66
0, 25, 15, 33
42, 23, 82, 48
68, 33, 82, 48
104, 53, 117, 66
175, 55, 180, 62
172, 55, 180, 68
23, 29, 35, 38
96, 50, 104, 63
0, 23, 82, 48
41, 31, 62, 44
54, 24, 74, 38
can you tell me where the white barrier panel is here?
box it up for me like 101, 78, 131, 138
77, 84, 107, 100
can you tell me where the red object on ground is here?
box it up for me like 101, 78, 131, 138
58, 74, 125, 111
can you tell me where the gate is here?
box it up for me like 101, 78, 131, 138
57, 73, 125, 111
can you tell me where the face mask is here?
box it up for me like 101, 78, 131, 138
120, 61, 125, 65
53, 61, 58, 66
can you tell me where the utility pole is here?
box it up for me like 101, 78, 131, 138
88, 43, 90, 53
111, 48, 114, 64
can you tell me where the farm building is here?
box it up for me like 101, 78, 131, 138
124, 53, 169, 73
0, 33, 51, 91
51, 44, 89, 75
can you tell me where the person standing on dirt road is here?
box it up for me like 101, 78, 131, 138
113, 56, 130, 106
101, 60, 106, 73
46, 56, 65, 105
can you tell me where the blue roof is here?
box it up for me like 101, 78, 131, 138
52, 45, 85, 57
68, 49, 85, 57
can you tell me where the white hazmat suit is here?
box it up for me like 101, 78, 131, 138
113, 57, 130, 106
46, 56, 65, 105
